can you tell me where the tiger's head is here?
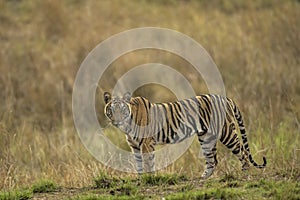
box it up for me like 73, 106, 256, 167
104, 92, 132, 131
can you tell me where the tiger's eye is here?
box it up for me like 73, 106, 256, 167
106, 107, 113, 118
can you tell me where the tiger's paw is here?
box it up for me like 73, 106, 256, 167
241, 162, 250, 171
201, 167, 215, 179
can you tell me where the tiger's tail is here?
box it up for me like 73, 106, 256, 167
233, 101, 267, 168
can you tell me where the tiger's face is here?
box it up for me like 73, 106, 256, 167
104, 92, 132, 128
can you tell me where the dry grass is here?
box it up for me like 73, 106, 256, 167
0, 0, 299, 190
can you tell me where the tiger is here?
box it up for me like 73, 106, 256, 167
103, 91, 266, 179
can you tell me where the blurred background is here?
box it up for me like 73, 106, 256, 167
0, 0, 299, 189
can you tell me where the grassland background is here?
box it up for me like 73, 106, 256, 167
0, 0, 299, 193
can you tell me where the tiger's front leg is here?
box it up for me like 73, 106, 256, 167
126, 135, 143, 174
131, 145, 155, 174
131, 146, 143, 174
198, 134, 218, 179
128, 136, 155, 173
141, 138, 155, 173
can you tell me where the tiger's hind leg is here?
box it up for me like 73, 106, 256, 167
239, 146, 250, 171
220, 124, 250, 171
198, 133, 218, 179
230, 141, 250, 171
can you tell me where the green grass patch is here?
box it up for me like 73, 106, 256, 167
0, 179, 59, 199
31, 179, 58, 193
2, 176, 300, 199
244, 179, 300, 199
88, 173, 189, 199
166, 187, 243, 200
92, 173, 138, 197
93, 173, 188, 190
167, 178, 300, 200
68, 194, 99, 200
90, 174, 297, 199
113, 182, 137, 196
179, 184, 194, 192
69, 194, 144, 200
93, 173, 119, 189
140, 173, 187, 186
217, 173, 242, 188
0, 189, 32, 200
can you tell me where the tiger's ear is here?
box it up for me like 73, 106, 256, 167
123, 92, 131, 102
104, 92, 111, 104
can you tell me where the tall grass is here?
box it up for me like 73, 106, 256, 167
0, 0, 299, 190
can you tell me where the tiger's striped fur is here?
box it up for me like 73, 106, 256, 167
104, 92, 266, 179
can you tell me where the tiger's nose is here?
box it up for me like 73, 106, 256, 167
112, 121, 123, 126
112, 102, 121, 109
